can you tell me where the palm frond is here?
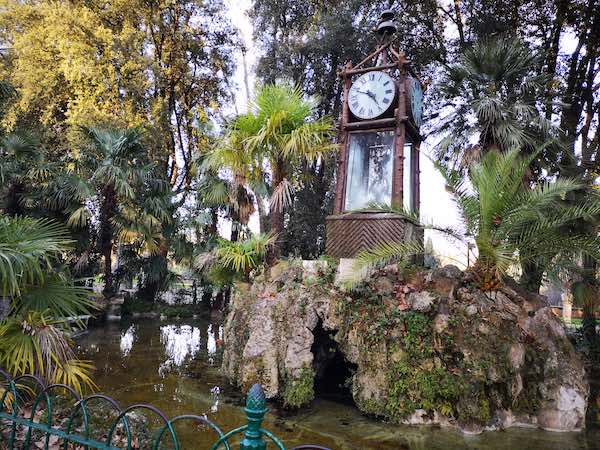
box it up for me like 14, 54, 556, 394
15, 275, 95, 319
1, 132, 41, 160
0, 312, 95, 393
269, 178, 294, 212
344, 240, 424, 289
215, 233, 276, 278
0, 217, 73, 297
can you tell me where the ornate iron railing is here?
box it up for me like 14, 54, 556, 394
0, 370, 331, 450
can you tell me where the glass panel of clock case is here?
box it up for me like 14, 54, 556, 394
403, 141, 413, 211
344, 130, 394, 211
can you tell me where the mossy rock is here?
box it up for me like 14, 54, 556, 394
283, 367, 315, 408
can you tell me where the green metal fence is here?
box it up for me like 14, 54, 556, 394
0, 370, 330, 450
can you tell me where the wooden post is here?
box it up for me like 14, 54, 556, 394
334, 61, 353, 214
391, 78, 407, 208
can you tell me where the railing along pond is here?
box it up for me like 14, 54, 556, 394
0, 370, 330, 450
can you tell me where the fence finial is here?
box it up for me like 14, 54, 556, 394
240, 384, 267, 450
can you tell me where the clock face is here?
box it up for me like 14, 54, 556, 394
348, 71, 396, 120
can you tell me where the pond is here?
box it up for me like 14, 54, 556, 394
76, 317, 600, 450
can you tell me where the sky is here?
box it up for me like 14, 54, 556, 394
222, 0, 469, 267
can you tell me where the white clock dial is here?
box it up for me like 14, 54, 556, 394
348, 71, 396, 120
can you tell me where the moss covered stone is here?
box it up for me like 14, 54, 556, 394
222, 262, 588, 433
283, 367, 315, 408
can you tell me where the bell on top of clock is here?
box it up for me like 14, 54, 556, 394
325, 9, 425, 259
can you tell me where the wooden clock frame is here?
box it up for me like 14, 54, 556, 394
325, 41, 424, 258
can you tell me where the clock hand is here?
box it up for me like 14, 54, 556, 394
355, 89, 378, 103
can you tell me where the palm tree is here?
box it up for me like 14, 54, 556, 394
0, 216, 96, 392
198, 148, 258, 242
209, 84, 336, 254
0, 132, 43, 216
62, 127, 170, 296
434, 37, 558, 170
352, 149, 600, 292
193, 233, 276, 288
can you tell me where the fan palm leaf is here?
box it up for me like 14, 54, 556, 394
0, 217, 73, 297
434, 37, 560, 169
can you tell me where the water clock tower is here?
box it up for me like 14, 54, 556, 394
325, 10, 424, 258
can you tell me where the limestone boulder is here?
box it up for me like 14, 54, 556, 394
222, 262, 589, 434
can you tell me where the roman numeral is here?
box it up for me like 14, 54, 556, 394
369, 74, 374, 81
383, 98, 390, 104
352, 102, 359, 109
383, 80, 390, 86
385, 89, 393, 94
369, 108, 373, 116
359, 107, 365, 114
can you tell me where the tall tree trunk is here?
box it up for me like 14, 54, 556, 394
453, 0, 465, 47
208, 208, 218, 237
241, 46, 251, 107
270, 158, 286, 249
267, 158, 286, 263
100, 185, 117, 297
270, 158, 286, 236
256, 195, 270, 234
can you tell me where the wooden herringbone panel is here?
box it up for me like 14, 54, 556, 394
325, 213, 420, 258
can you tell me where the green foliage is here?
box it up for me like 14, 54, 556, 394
209, 83, 336, 243
385, 313, 464, 420
456, 385, 492, 423
60, 126, 173, 296
0, 0, 236, 173
0, 0, 237, 302
78, 127, 171, 253
0, 217, 96, 393
352, 149, 600, 290
443, 149, 600, 281
346, 240, 425, 289
387, 359, 464, 420
402, 312, 433, 356
121, 295, 155, 316
436, 37, 557, 166
0, 311, 96, 393
0, 217, 72, 296
213, 234, 276, 282
158, 305, 196, 319
283, 367, 315, 408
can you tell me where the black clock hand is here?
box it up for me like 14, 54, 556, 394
355, 90, 378, 104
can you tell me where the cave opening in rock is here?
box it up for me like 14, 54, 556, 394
311, 320, 357, 404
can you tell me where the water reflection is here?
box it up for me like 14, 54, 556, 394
206, 324, 224, 366
117, 321, 224, 376
160, 324, 201, 368
207, 324, 216, 356
120, 324, 136, 357
210, 386, 220, 413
